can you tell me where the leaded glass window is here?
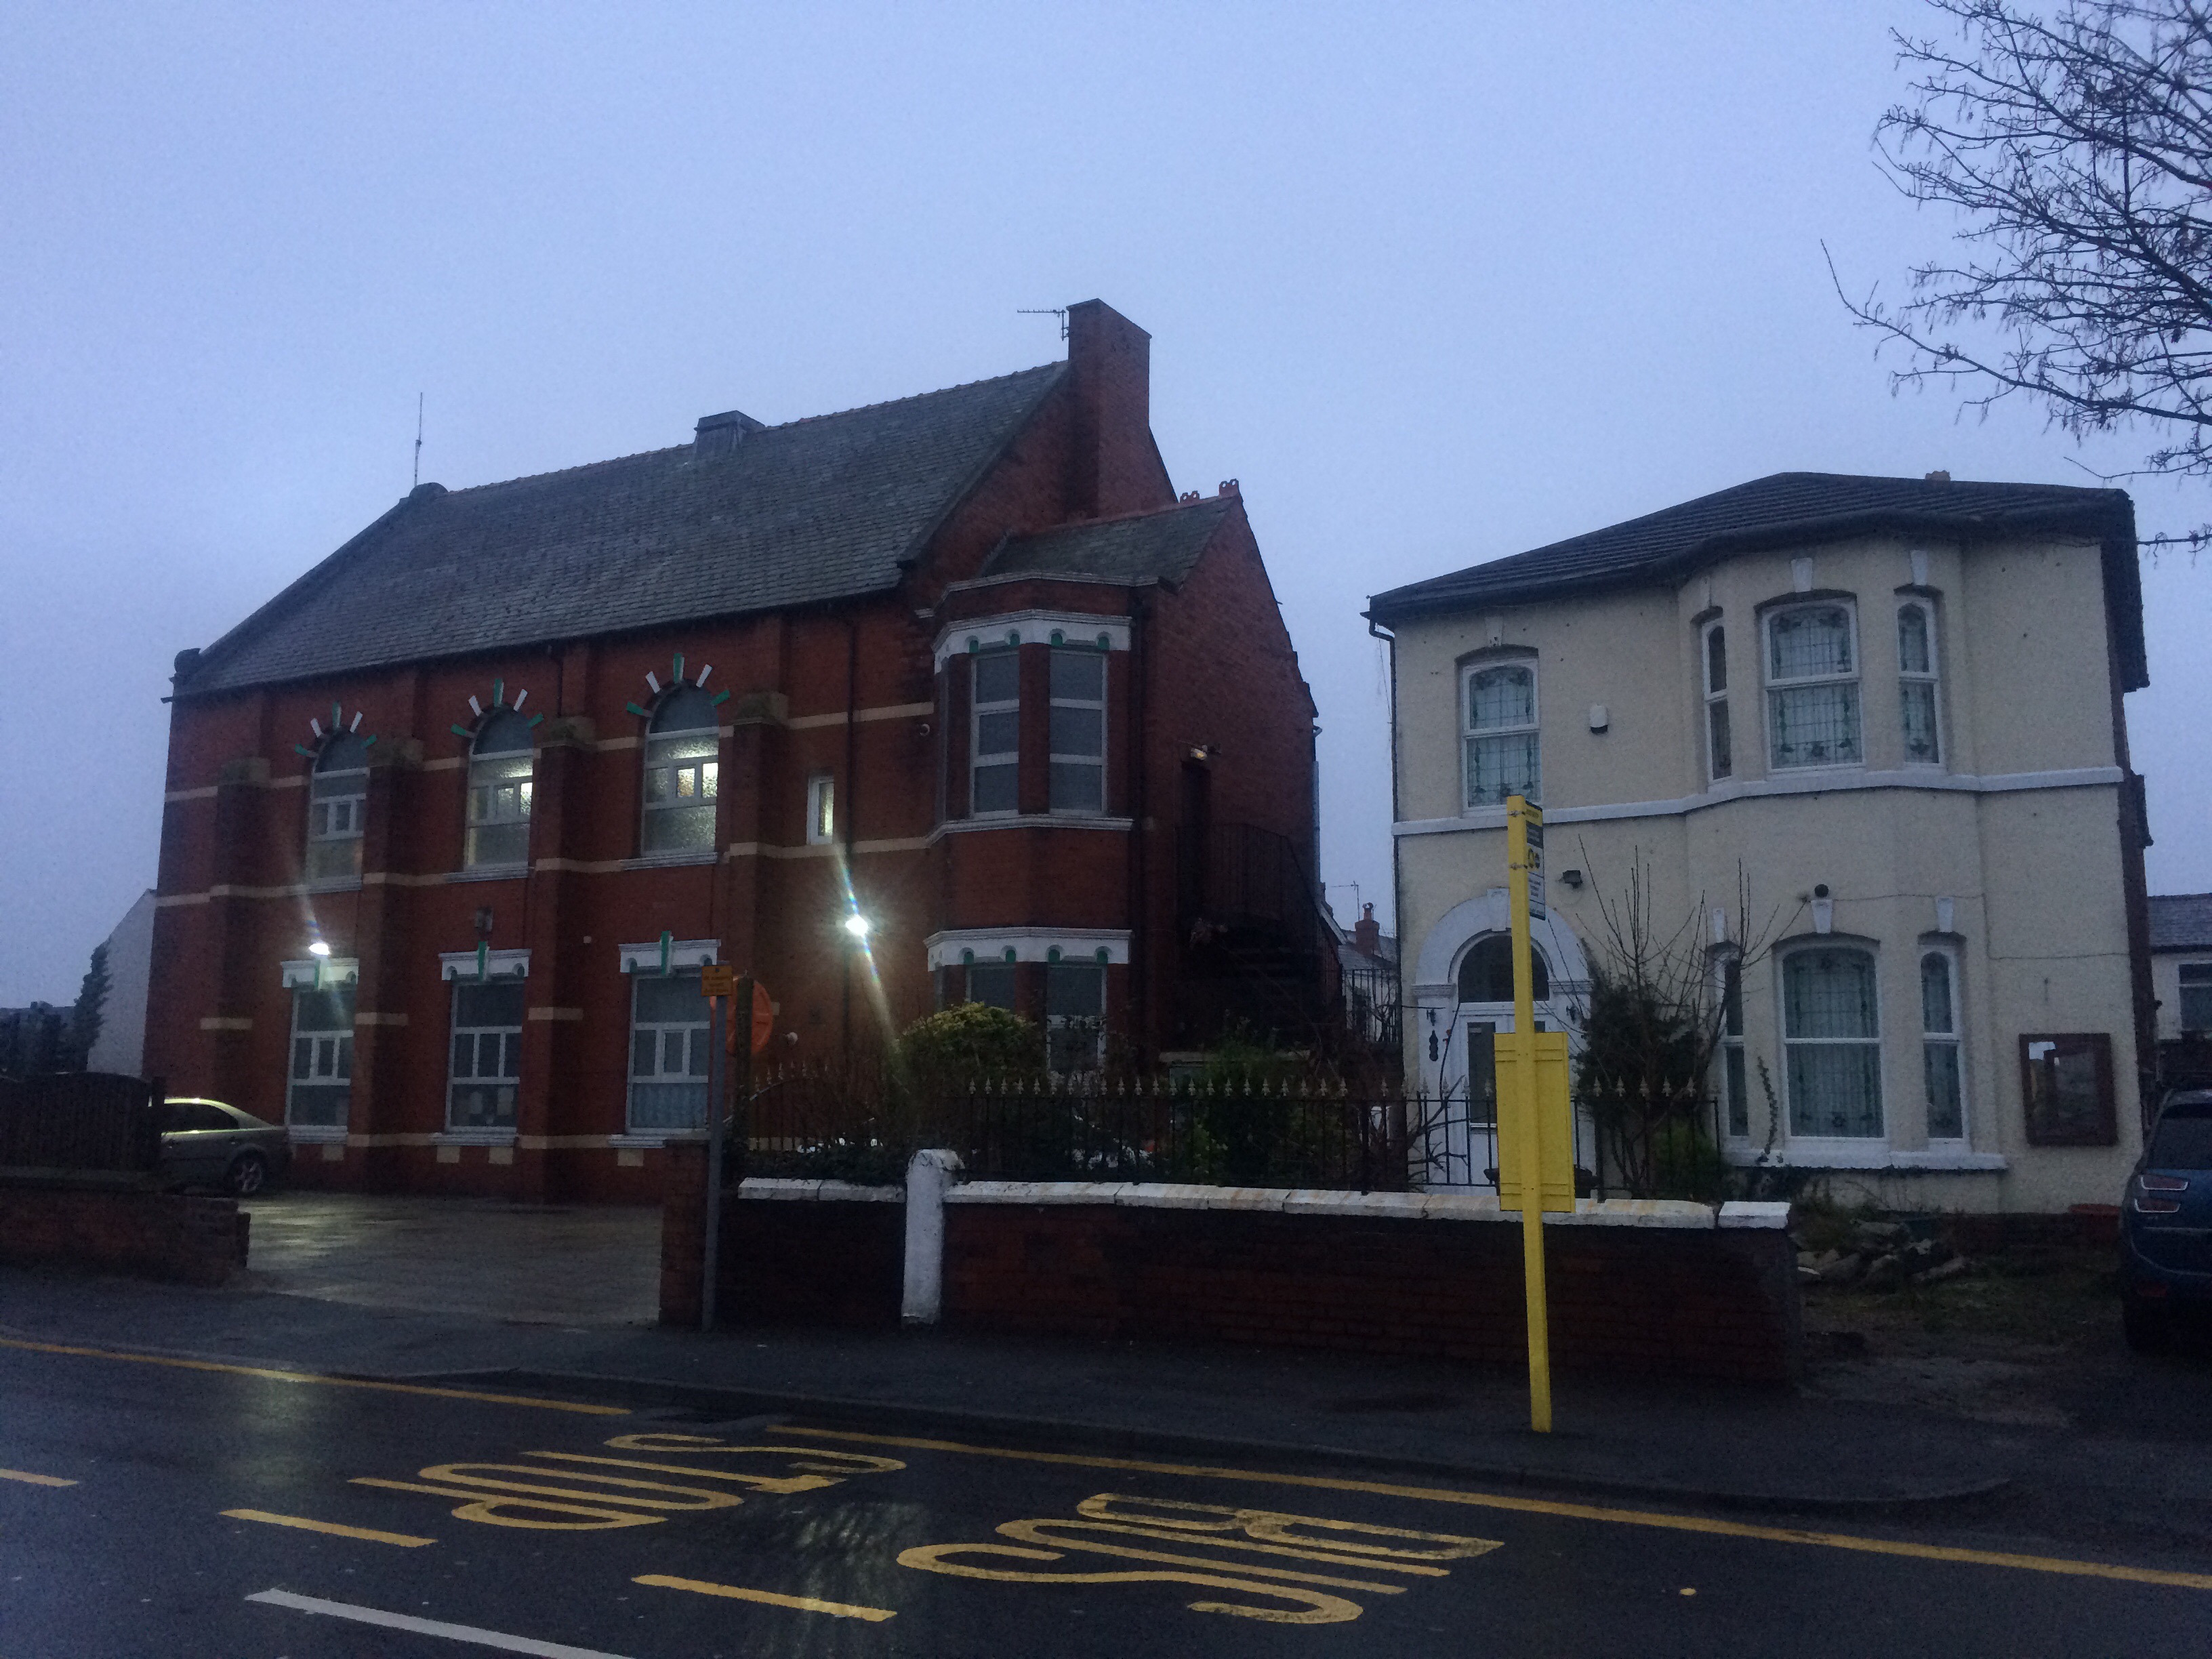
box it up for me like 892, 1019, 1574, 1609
465, 710, 534, 869
642, 686, 719, 854
1703, 622, 1732, 782
1898, 603, 1941, 765
1921, 950, 1964, 1139
1782, 946, 1883, 1138
1464, 662, 1538, 808
1765, 604, 1861, 769
1045, 961, 1104, 1071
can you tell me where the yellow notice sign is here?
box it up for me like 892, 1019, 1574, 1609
1493, 1030, 1576, 1214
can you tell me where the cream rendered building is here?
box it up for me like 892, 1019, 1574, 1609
1368, 473, 2154, 1214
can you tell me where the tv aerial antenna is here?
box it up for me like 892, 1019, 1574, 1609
1017, 307, 1068, 341
412, 392, 424, 488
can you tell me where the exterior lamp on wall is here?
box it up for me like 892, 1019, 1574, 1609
842, 912, 872, 941
307, 939, 332, 959
1811, 884, 1834, 935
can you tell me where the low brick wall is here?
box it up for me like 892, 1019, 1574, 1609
659, 1147, 1801, 1382
0, 1183, 250, 1287
661, 1143, 905, 1329
942, 1189, 1802, 1384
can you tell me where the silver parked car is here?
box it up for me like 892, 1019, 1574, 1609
157, 1098, 290, 1196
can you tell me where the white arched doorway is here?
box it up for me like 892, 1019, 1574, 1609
1409, 890, 1591, 1191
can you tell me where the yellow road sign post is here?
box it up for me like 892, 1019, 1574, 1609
1497, 796, 1574, 1432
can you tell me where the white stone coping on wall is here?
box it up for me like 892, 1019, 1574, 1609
1723, 1148, 2009, 1173
926, 1181, 1793, 1231
735, 1177, 904, 1204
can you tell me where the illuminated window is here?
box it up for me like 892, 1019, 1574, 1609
465, 710, 533, 869
807, 773, 835, 845
642, 686, 719, 853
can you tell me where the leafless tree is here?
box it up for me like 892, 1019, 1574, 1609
1837, 1, 2212, 533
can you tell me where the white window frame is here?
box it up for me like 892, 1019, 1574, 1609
970, 648, 1021, 817
1763, 602, 1862, 772
1047, 645, 1107, 814
1701, 620, 1732, 783
640, 694, 720, 855
806, 773, 836, 845
464, 715, 535, 870
1462, 659, 1540, 809
2179, 961, 2212, 1034
1716, 950, 1749, 1140
285, 983, 354, 1128
1044, 956, 1106, 1072
306, 752, 368, 883
626, 970, 710, 1131
447, 977, 525, 1130
1778, 943, 1886, 1143
1897, 600, 1943, 767
1919, 946, 1967, 1143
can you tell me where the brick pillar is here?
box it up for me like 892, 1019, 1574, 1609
346, 738, 422, 1191
203, 756, 271, 1108
660, 1139, 708, 1326
515, 718, 591, 1202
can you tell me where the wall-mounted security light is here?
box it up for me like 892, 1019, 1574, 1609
842, 913, 872, 940
307, 939, 332, 958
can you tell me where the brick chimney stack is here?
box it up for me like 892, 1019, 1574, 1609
1353, 904, 1382, 958
1065, 299, 1164, 520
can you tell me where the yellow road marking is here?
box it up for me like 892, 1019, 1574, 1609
0, 1337, 626, 1416
635, 1574, 897, 1622
222, 1508, 435, 1547
0, 1467, 77, 1488
782, 1426, 2212, 1594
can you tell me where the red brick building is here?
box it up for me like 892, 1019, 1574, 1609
147, 302, 1322, 1199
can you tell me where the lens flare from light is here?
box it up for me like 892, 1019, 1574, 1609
842, 913, 872, 939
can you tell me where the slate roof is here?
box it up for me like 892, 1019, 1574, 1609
2151, 895, 2212, 952
979, 495, 1235, 586
1366, 472, 2145, 688
177, 364, 1068, 696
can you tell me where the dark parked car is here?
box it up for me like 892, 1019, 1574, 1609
157, 1098, 289, 1196
2120, 1088, 2212, 1351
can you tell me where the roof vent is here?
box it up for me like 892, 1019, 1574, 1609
1924, 469, 1952, 484
695, 409, 766, 461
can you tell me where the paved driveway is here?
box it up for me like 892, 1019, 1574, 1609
239, 1191, 661, 1326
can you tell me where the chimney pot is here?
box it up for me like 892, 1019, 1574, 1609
1924, 469, 1952, 484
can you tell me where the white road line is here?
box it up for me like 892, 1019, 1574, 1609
246, 1589, 634, 1658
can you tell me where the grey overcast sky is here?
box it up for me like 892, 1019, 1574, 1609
3, 1, 2207, 1005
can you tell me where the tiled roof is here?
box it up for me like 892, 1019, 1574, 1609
980, 495, 1235, 586
178, 364, 1067, 696
2151, 894, 2212, 952
1366, 471, 2145, 689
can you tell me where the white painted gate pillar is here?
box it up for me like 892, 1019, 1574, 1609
902, 1148, 962, 1326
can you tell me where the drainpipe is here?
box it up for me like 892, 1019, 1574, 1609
1129, 592, 1151, 1063
1370, 616, 1404, 1078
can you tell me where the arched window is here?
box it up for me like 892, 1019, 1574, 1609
465, 710, 534, 869
1921, 949, 1964, 1139
1463, 661, 1538, 807
1782, 945, 1883, 1138
1458, 933, 1550, 1004
306, 732, 371, 882
642, 684, 719, 853
1898, 603, 1942, 765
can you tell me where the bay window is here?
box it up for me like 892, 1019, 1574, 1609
1782, 945, 1883, 1139
1048, 647, 1105, 813
971, 649, 1019, 815
1766, 603, 1861, 769
1703, 621, 1732, 781
1920, 949, 1965, 1140
1898, 602, 1942, 765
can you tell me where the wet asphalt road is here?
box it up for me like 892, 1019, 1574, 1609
2, 1336, 2209, 1658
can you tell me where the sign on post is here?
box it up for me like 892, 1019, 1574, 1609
700, 964, 737, 999
1499, 794, 1573, 1433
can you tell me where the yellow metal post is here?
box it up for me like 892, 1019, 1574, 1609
1506, 795, 1552, 1433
